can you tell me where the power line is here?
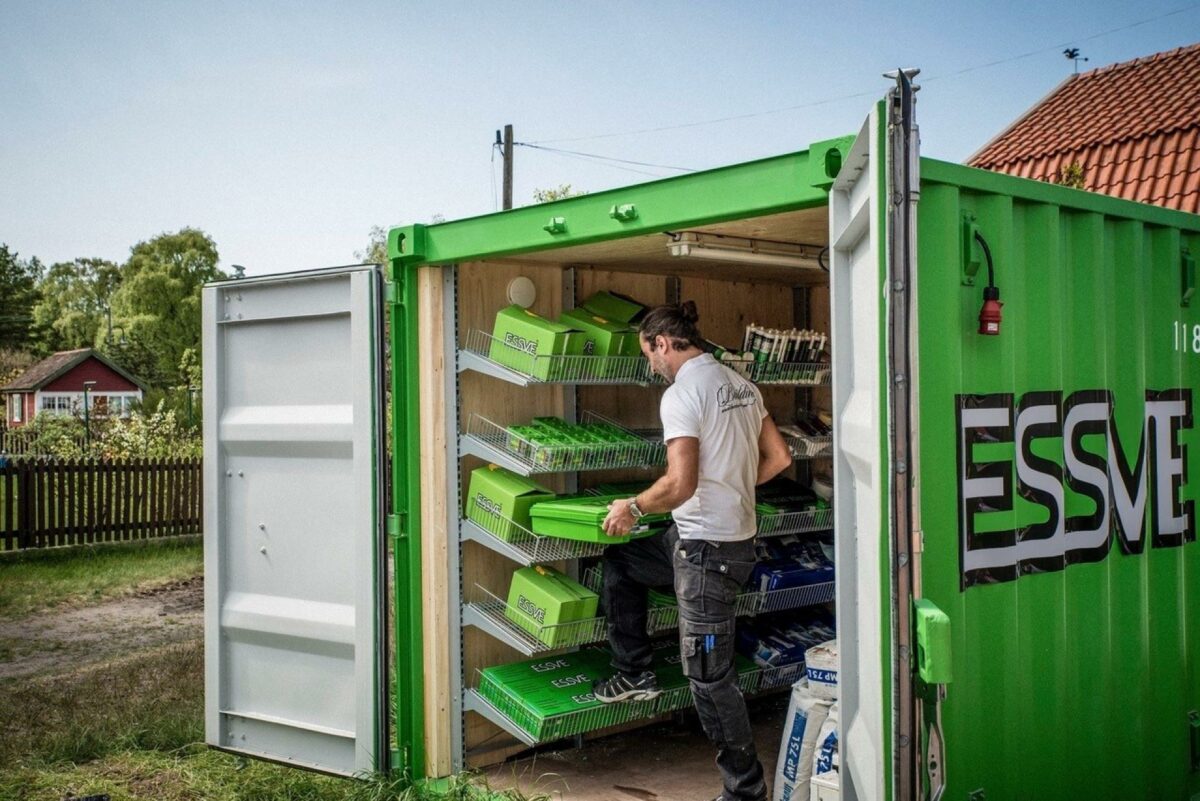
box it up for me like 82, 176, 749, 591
515, 144, 670, 178
528, 2, 1200, 146
515, 142, 696, 173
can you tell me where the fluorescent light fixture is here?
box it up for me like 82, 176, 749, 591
666, 232, 823, 270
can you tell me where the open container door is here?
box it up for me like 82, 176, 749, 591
830, 91, 906, 800
202, 266, 387, 776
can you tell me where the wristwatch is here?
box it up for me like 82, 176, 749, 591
628, 496, 645, 520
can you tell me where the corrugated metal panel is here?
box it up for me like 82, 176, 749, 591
202, 266, 385, 776
916, 160, 1200, 799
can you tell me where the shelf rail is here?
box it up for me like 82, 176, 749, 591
460, 329, 657, 386
460, 411, 666, 476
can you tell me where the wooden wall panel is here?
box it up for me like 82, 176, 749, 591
417, 266, 453, 777
457, 260, 568, 757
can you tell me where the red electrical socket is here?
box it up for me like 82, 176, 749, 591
978, 287, 1002, 335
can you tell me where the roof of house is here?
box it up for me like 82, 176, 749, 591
0, 349, 147, 393
969, 42, 1200, 214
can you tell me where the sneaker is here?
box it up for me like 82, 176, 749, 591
592, 670, 661, 704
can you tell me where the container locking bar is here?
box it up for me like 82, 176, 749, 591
914, 598, 952, 801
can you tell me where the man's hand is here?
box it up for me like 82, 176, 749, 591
602, 498, 637, 537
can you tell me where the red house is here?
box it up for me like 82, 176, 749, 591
1, 349, 146, 428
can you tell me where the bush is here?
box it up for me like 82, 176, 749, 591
4, 402, 200, 460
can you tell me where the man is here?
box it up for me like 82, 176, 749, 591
595, 301, 793, 801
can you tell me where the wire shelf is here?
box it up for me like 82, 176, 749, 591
756, 506, 834, 538
463, 585, 608, 655
736, 581, 836, 615
731, 361, 831, 386
461, 510, 607, 566
460, 411, 666, 476
783, 433, 833, 461
467, 666, 761, 745
583, 568, 834, 618
754, 661, 807, 692
460, 329, 657, 386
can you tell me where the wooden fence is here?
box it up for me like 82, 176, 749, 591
0, 458, 202, 551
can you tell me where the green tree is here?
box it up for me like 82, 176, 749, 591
532, 184, 586, 203
108, 228, 225, 386
1054, 161, 1086, 190
0, 244, 42, 351
31, 257, 122, 353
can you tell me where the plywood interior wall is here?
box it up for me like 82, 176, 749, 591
416, 267, 452, 777
455, 259, 832, 763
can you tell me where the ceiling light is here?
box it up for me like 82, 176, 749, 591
666, 232, 822, 270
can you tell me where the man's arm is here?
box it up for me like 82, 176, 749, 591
756, 415, 792, 486
602, 437, 698, 536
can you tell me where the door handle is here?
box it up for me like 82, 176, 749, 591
915, 599, 952, 801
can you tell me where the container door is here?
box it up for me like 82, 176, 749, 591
202, 266, 387, 776
830, 100, 895, 801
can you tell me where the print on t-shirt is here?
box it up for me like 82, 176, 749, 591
717, 381, 758, 413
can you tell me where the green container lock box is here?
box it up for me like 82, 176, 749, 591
489, 305, 586, 380
465, 465, 556, 541
505, 566, 600, 648
530, 494, 670, 544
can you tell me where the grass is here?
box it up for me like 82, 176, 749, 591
0, 535, 202, 618
0, 534, 550, 800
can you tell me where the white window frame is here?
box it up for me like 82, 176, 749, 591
11, 395, 21, 423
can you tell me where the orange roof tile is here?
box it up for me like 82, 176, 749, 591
970, 43, 1200, 214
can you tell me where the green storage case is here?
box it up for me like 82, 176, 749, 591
488, 305, 586, 380
558, 308, 641, 376
505, 566, 600, 648
529, 494, 670, 544
477, 649, 617, 740
580, 290, 645, 324
465, 465, 556, 541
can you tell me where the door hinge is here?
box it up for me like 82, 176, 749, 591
384, 281, 399, 305
388, 513, 407, 540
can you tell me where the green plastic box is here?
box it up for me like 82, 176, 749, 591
505, 566, 600, 648
477, 649, 616, 740
558, 308, 641, 375
529, 494, 670, 544
580, 290, 645, 324
488, 305, 586, 380
465, 465, 555, 541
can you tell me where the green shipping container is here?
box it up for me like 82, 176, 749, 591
203, 75, 1200, 798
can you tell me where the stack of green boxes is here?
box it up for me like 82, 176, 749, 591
529, 494, 672, 544
489, 305, 586, 380
505, 566, 600, 648
505, 417, 652, 470
487, 292, 645, 382
465, 465, 555, 541
477, 648, 622, 741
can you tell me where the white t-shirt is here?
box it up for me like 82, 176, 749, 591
660, 353, 766, 541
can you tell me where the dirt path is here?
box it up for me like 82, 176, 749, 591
0, 576, 203, 680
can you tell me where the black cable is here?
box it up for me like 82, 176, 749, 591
817, 247, 829, 272
515, 142, 694, 173
974, 230, 995, 289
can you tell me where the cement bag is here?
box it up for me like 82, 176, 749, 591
812, 702, 839, 778
772, 680, 833, 801
804, 640, 838, 700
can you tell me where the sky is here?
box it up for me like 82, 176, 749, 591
2, 1, 1198, 276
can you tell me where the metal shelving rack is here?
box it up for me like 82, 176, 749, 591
464, 666, 762, 747
451, 269, 838, 768
459, 411, 666, 477
459, 329, 657, 386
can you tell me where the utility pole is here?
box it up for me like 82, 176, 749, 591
502, 124, 514, 210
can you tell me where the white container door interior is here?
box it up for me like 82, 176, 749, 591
830, 105, 892, 800
202, 266, 386, 776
